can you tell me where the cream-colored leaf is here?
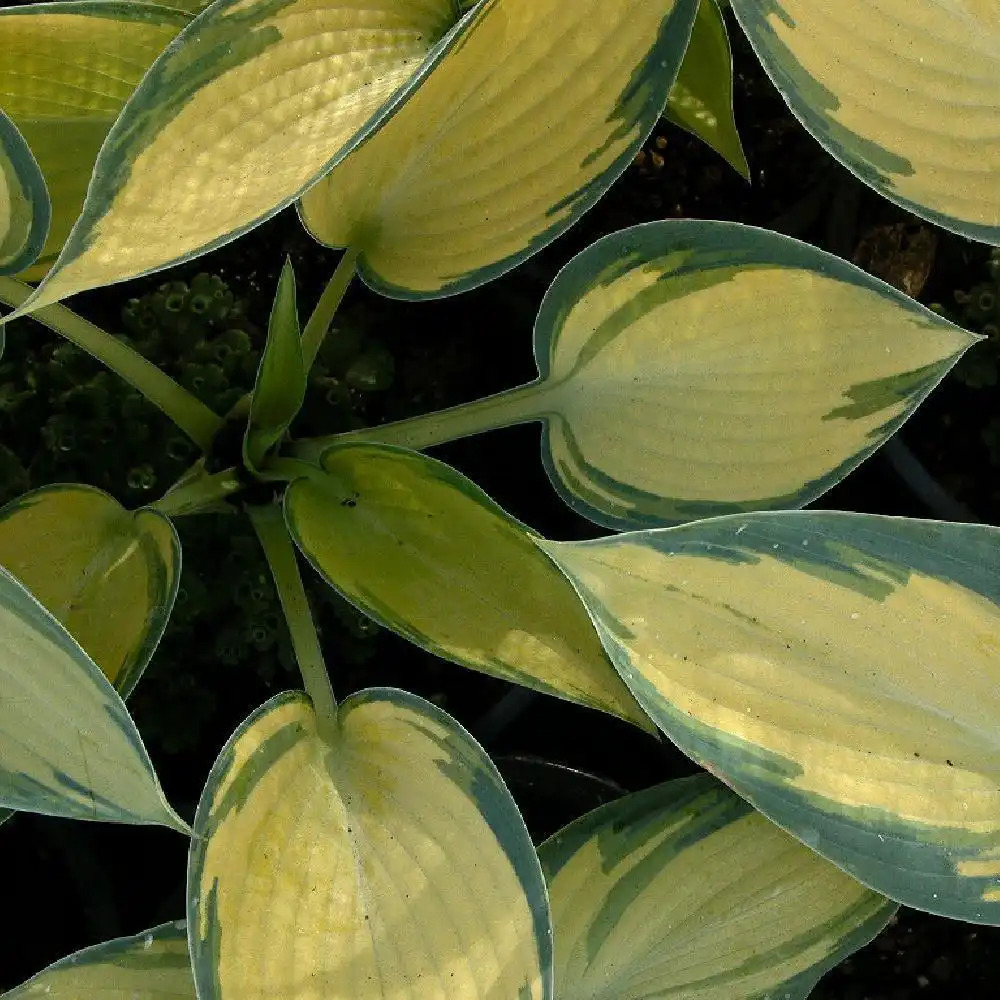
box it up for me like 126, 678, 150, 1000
189, 690, 551, 1000
530, 221, 976, 528
538, 511, 1000, 922
338, 221, 976, 531
1, 922, 195, 1000
541, 775, 895, 1000
0, 566, 187, 831
731, 0, 1000, 244
0, 484, 180, 698
0, 2, 188, 281
14, 0, 468, 313
299, 0, 699, 297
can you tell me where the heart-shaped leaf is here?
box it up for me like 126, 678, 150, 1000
298, 0, 699, 298
0, 106, 49, 276
528, 220, 974, 529
13, 0, 471, 315
0, 565, 187, 831
540, 774, 896, 1000
537, 512, 1000, 923
0, 484, 180, 698
0, 1, 189, 281
730, 0, 1000, 245
1, 921, 194, 1000
189, 688, 552, 1000
244, 258, 305, 470
347, 220, 975, 530
665, 0, 748, 179
283, 443, 651, 731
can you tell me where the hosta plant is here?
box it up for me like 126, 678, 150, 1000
1, 0, 999, 998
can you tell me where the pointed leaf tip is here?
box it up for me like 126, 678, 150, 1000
25, 0, 466, 308
0, 565, 187, 832
541, 512, 1000, 923
244, 258, 305, 470
531, 219, 976, 529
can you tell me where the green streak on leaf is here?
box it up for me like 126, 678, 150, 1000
59, 1, 287, 265
824, 359, 957, 423
735, 0, 913, 189
201, 696, 309, 836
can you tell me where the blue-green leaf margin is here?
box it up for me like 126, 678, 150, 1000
188, 687, 553, 1000
43, 0, 485, 290
0, 106, 50, 276
2, 920, 191, 1000
729, 0, 1000, 247
532, 220, 979, 531
347, 0, 701, 301
539, 773, 897, 1000
548, 511, 1000, 923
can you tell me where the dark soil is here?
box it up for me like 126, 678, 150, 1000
2, 8, 998, 999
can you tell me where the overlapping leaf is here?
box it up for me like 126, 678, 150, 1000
538, 512, 1000, 923
0, 1, 189, 281
299, 0, 699, 298
283, 443, 651, 730
0, 106, 49, 276
540, 774, 896, 1000
189, 689, 551, 1000
0, 566, 187, 830
0, 921, 195, 1000
665, 0, 748, 178
13, 0, 473, 314
731, 0, 1000, 245
0, 484, 180, 698
244, 258, 305, 469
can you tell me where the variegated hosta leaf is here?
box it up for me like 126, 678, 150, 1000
730, 0, 1000, 245
529, 220, 976, 529
244, 258, 305, 469
0, 1, 190, 282
189, 689, 552, 1000
13, 0, 472, 315
537, 512, 1000, 923
0, 106, 49, 276
0, 565, 187, 830
283, 443, 651, 731
0, 484, 180, 698
540, 774, 896, 1000
298, 0, 699, 298
0, 921, 195, 1000
665, 0, 748, 179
